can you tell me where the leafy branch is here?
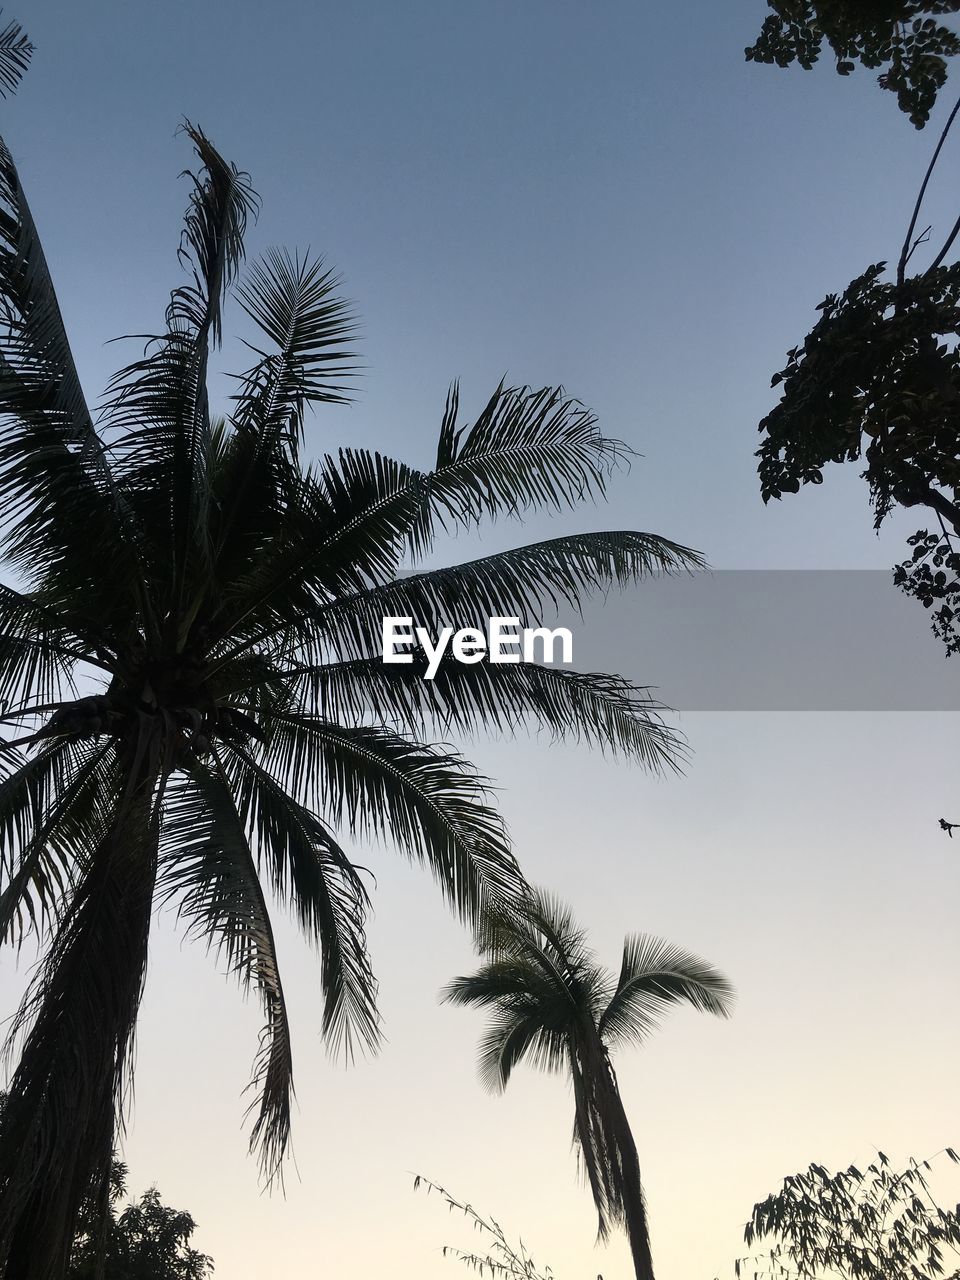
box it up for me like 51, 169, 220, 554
412, 1174, 603, 1280
719, 1147, 960, 1280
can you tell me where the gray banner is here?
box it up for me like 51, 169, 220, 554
562, 570, 960, 711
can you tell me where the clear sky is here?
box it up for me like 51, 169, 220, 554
2, 2, 958, 1277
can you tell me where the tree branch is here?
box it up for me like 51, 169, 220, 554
897, 91, 960, 287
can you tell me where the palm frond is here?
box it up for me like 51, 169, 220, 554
443, 961, 572, 1091
158, 762, 294, 1181
260, 652, 681, 772
202, 420, 290, 583
256, 714, 525, 925
208, 451, 427, 655
221, 529, 701, 727
479, 1012, 568, 1092
172, 122, 256, 347
104, 122, 258, 632
219, 745, 380, 1057
0, 14, 31, 98
207, 249, 357, 590
443, 961, 552, 1009
487, 887, 603, 993
0, 739, 115, 946
597, 935, 735, 1051
0, 583, 115, 709
316, 530, 703, 658
206, 381, 676, 657
424, 381, 629, 547
231, 247, 357, 441
0, 137, 137, 607
0, 741, 71, 881
233, 380, 631, 612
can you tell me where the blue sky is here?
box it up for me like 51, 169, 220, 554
2, 3, 958, 1277
9, 0, 952, 568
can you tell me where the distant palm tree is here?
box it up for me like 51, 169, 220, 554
0, 118, 702, 1277
444, 890, 734, 1280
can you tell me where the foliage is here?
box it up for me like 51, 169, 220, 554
723, 1148, 960, 1279
749, 6, 960, 654
0, 11, 30, 99
757, 258, 960, 650
443, 890, 733, 1280
69, 1166, 213, 1280
895, 527, 960, 651
0, 1095, 211, 1279
413, 1176, 571, 1280
0, 105, 700, 1275
746, 1, 960, 127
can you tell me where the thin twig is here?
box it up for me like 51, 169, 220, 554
897, 92, 960, 287
902, 224, 931, 273
927, 208, 960, 274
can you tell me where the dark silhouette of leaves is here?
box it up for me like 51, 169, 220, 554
747, 1, 960, 127
0, 13, 30, 100
722, 1149, 960, 1279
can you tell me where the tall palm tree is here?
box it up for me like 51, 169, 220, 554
444, 890, 734, 1280
0, 117, 701, 1278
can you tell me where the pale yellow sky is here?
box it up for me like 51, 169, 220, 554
56, 713, 953, 1280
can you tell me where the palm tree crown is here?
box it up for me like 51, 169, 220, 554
0, 117, 701, 1278
444, 890, 734, 1280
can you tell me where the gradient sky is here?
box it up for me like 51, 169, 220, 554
2, 2, 958, 1277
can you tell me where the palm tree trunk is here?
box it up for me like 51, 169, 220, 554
597, 1052, 656, 1280
0, 759, 159, 1279
573, 1031, 656, 1280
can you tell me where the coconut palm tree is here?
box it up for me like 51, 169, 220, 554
0, 117, 702, 1277
444, 890, 734, 1280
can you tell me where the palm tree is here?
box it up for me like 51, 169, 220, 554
444, 890, 734, 1280
0, 116, 701, 1277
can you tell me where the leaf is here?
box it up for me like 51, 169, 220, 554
0, 14, 31, 98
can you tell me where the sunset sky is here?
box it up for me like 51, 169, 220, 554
2, 2, 958, 1276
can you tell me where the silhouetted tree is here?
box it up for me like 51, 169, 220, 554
0, 111, 700, 1277
0, 1096, 211, 1279
748, 4, 960, 654
747, 2, 960, 126
444, 890, 734, 1280
69, 1166, 212, 1280
722, 1149, 960, 1279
